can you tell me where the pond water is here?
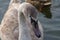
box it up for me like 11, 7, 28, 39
0, 0, 60, 40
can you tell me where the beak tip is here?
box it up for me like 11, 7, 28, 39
36, 34, 41, 38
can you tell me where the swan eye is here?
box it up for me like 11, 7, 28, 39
30, 16, 41, 38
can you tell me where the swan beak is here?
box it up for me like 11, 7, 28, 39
30, 16, 41, 38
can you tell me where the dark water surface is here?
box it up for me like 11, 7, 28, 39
0, 0, 60, 40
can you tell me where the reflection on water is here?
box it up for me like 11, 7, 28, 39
0, 0, 60, 40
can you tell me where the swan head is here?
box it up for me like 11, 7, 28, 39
18, 3, 43, 39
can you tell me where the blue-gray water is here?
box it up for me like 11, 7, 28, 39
0, 0, 60, 40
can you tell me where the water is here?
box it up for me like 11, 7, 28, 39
0, 0, 60, 40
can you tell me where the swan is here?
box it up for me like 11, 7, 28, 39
0, 0, 43, 40
0, 0, 20, 40
18, 2, 43, 40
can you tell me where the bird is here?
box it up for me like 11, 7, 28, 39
18, 2, 43, 40
0, 0, 43, 40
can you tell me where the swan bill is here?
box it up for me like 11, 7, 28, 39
30, 16, 41, 38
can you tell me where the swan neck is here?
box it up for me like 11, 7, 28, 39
18, 14, 32, 40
